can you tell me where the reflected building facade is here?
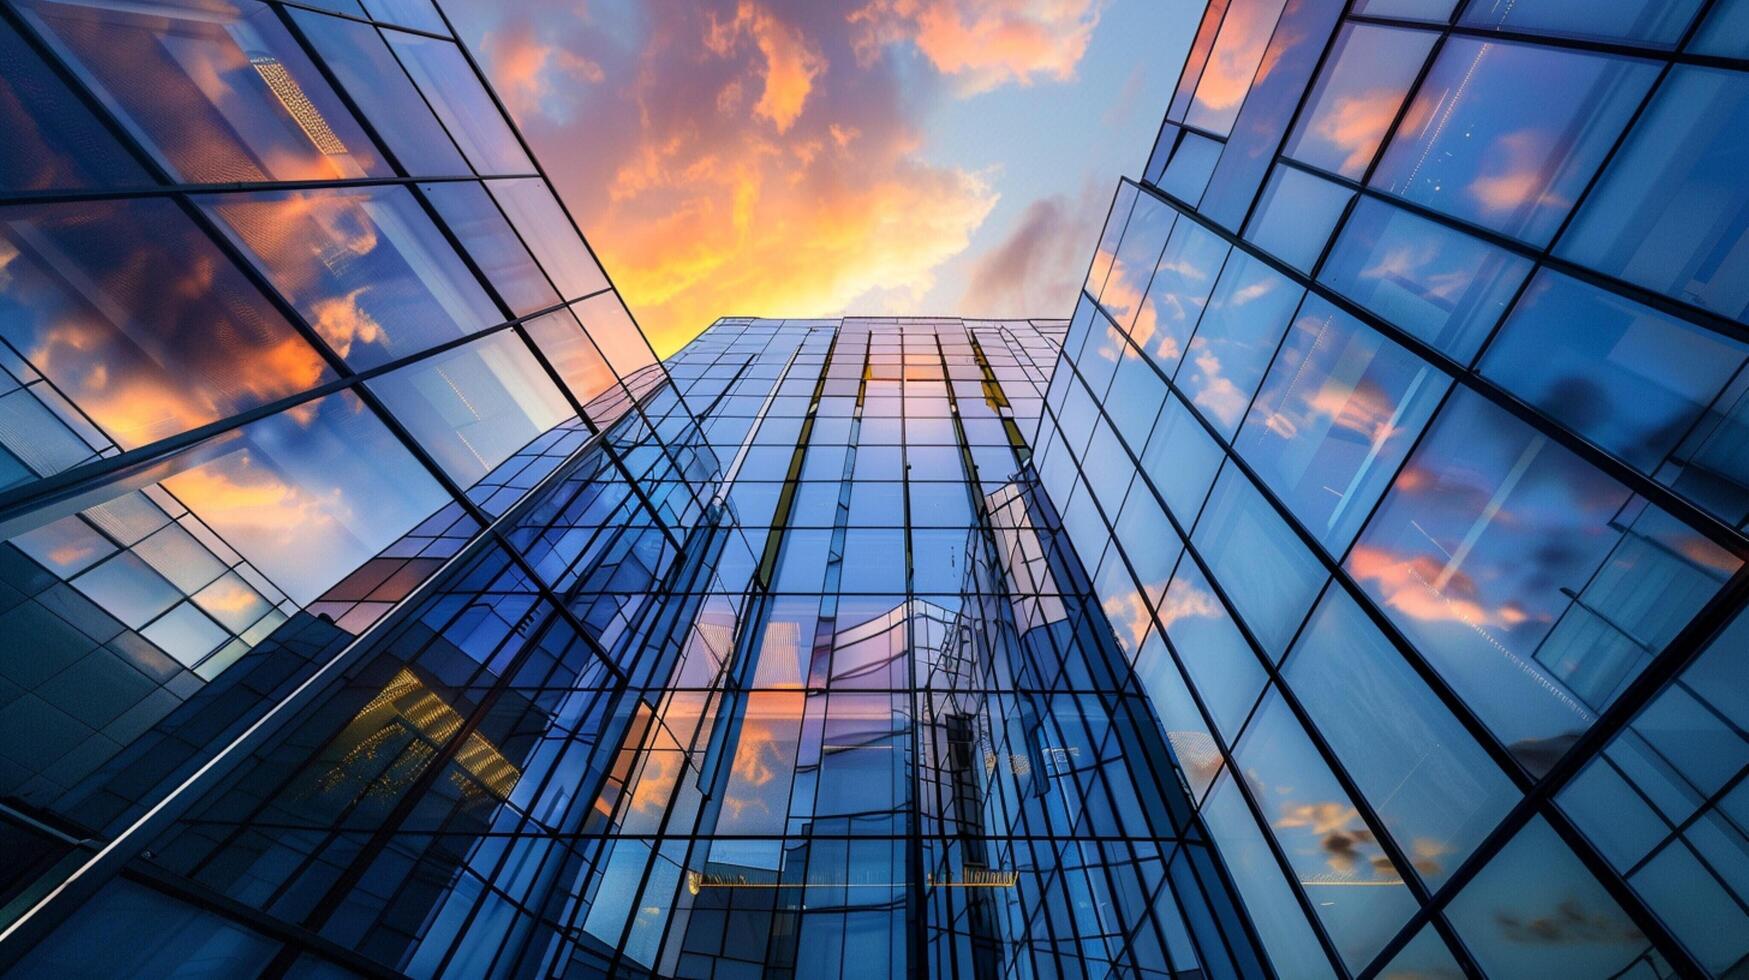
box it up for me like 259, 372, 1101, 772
4, 0, 1749, 977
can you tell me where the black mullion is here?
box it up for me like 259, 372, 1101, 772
0, 173, 532, 207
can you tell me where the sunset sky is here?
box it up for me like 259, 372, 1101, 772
444, 0, 1202, 357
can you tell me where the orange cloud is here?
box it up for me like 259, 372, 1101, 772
1311, 89, 1406, 175
1469, 129, 1567, 216
1188, 0, 1286, 123
482, 19, 604, 121
708, 1, 826, 133
850, 0, 1105, 95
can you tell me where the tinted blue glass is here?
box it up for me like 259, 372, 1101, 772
422, 181, 563, 316
1352, 0, 1458, 18
1180, 252, 1303, 437
384, 31, 534, 175
1236, 296, 1449, 552
1319, 196, 1532, 363
1133, 216, 1231, 375
1458, 0, 1705, 45
1132, 629, 1224, 799
1186, 0, 1290, 137
1087, 183, 1140, 296
1372, 38, 1659, 246
1284, 589, 1519, 887
1481, 271, 1746, 473
1141, 393, 1225, 522
0, 17, 145, 191
1244, 165, 1353, 273
1192, 465, 1325, 659
1235, 692, 1417, 969
840, 529, 905, 592
1284, 24, 1437, 180
1159, 132, 1222, 205
368, 332, 573, 491
1159, 558, 1266, 741
201, 186, 501, 370
1557, 67, 1749, 323
1099, 192, 1176, 331
1448, 817, 1651, 976
1116, 485, 1183, 604
1691, 0, 1749, 56
1348, 391, 1738, 772
1202, 773, 1328, 971
1106, 347, 1169, 450
290, 7, 468, 176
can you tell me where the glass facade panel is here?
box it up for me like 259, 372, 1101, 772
201, 186, 501, 370
1284, 24, 1436, 180
6, 0, 1749, 975
1372, 38, 1659, 246
18, 0, 388, 183
1236, 295, 1449, 552
1557, 67, 1749, 323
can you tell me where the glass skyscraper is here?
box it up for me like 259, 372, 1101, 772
1, 0, 1747, 977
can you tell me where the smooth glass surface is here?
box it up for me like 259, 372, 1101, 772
1348, 391, 1736, 771
1134, 216, 1231, 374
1236, 296, 1448, 552
1099, 191, 1176, 332
0, 199, 334, 449
489, 179, 610, 302
1458, 0, 1706, 46
572, 292, 658, 379
201, 186, 501, 370
382, 30, 534, 175
522, 309, 622, 419
1158, 558, 1267, 741
1285, 24, 1437, 180
422, 180, 562, 316
1244, 165, 1353, 273
1284, 588, 1519, 887
0, 17, 145, 191
1448, 817, 1650, 976
289, 7, 469, 176
1187, 0, 1291, 137
1180, 252, 1303, 437
1192, 465, 1326, 659
1372, 38, 1659, 246
368, 332, 572, 491
1480, 270, 1746, 474
1319, 196, 1533, 363
1557, 67, 1749, 323
162, 391, 451, 604
1203, 773, 1330, 975
1352, 0, 1458, 18
1159, 132, 1223, 205
19, 0, 386, 183
1236, 692, 1417, 969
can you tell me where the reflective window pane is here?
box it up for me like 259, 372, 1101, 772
201, 186, 501, 370
161, 391, 451, 604
1352, 0, 1458, 18
19, 0, 387, 183
289, 7, 468, 176
1159, 132, 1222, 205
522, 309, 622, 423
0, 199, 334, 449
422, 180, 561, 316
1318, 196, 1532, 363
1284, 24, 1437, 180
1557, 67, 1749, 323
1372, 38, 1659, 246
1691, 0, 1749, 57
1134, 217, 1231, 375
1236, 691, 1417, 969
1348, 391, 1739, 772
1244, 165, 1352, 273
369, 332, 572, 491
488, 179, 609, 302
1448, 817, 1652, 976
1480, 271, 1746, 474
1187, 0, 1291, 137
383, 30, 533, 175
1285, 589, 1519, 888
1236, 296, 1448, 552
1203, 773, 1329, 971
1158, 558, 1266, 741
1099, 192, 1176, 332
1180, 252, 1302, 437
0, 17, 145, 191
1192, 465, 1326, 659
1458, 0, 1706, 46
